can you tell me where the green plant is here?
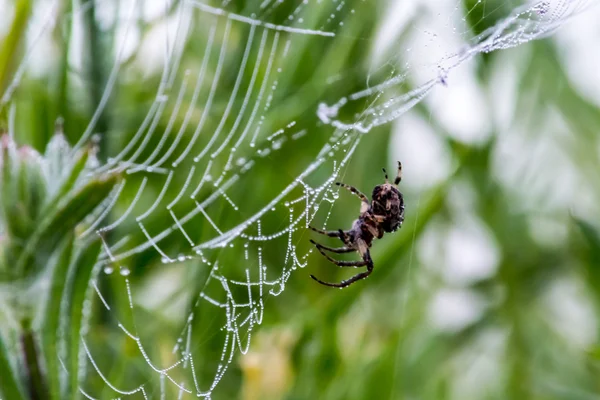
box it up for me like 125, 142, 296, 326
0, 130, 118, 400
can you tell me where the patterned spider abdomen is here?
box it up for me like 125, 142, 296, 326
371, 183, 405, 232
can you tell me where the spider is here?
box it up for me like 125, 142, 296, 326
309, 161, 405, 288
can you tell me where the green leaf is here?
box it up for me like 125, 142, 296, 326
64, 238, 102, 400
43, 132, 76, 190
0, 0, 31, 99
15, 171, 119, 278
41, 234, 75, 400
1, 137, 31, 243
19, 147, 47, 225
0, 331, 26, 400
42, 142, 90, 215
20, 321, 47, 400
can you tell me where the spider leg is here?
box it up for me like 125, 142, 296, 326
312, 245, 368, 267
309, 239, 354, 254
382, 168, 389, 183
309, 226, 342, 237
371, 213, 386, 223
335, 182, 370, 213
335, 182, 369, 201
310, 251, 374, 288
394, 161, 402, 185
338, 229, 349, 245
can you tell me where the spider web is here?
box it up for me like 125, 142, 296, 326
1, 0, 597, 398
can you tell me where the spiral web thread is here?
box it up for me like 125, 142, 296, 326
1, 0, 597, 398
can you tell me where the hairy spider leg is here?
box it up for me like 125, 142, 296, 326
310, 240, 354, 253
394, 161, 402, 185
311, 236, 371, 268
313, 247, 368, 267
338, 229, 350, 245
310, 240, 358, 264
309, 226, 342, 237
335, 182, 370, 213
372, 214, 386, 223
335, 182, 369, 202
310, 251, 374, 288
383, 162, 402, 185
310, 226, 350, 246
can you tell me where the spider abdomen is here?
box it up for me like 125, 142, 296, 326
372, 183, 404, 232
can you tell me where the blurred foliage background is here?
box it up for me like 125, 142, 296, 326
1, 0, 600, 399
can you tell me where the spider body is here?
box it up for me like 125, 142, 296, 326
372, 182, 404, 233
310, 161, 405, 288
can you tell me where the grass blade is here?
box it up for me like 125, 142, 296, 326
41, 234, 75, 400
0, 0, 31, 98
15, 172, 119, 277
63, 238, 102, 399
0, 331, 27, 400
